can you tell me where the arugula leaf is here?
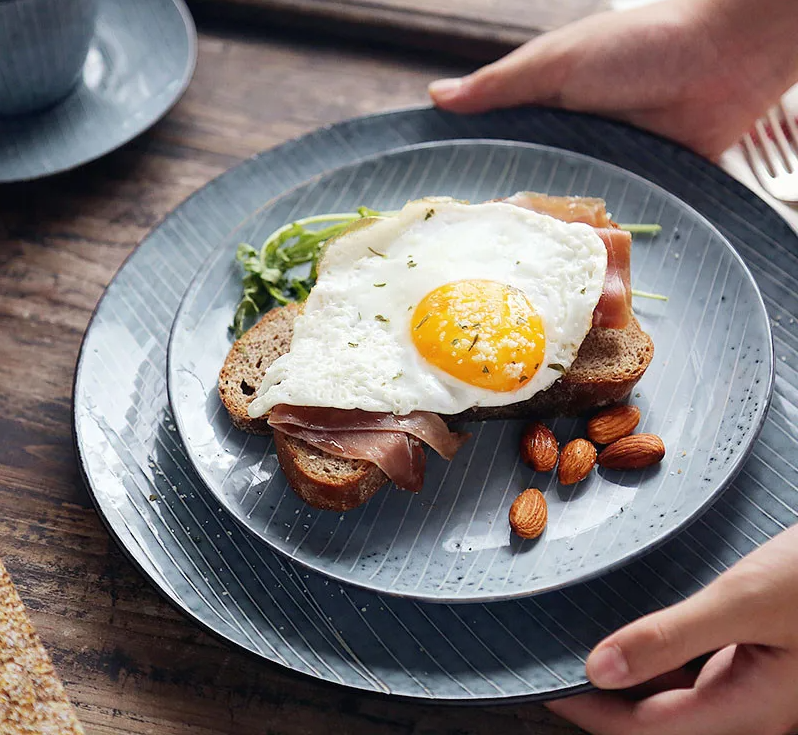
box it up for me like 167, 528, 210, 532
618, 223, 662, 235
230, 210, 383, 337
631, 288, 668, 301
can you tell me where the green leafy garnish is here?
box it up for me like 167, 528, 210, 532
548, 363, 567, 375
632, 289, 669, 301
231, 208, 382, 337
618, 223, 662, 235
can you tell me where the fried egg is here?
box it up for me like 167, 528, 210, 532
248, 198, 607, 417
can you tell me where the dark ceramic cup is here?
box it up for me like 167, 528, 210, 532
0, 0, 99, 116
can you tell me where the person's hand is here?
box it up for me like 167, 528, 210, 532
544, 523, 798, 735
429, 0, 798, 160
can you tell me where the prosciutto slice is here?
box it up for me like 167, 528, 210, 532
592, 228, 632, 329
503, 192, 632, 329
279, 426, 426, 492
268, 405, 470, 492
504, 191, 613, 228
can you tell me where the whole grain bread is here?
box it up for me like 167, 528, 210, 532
0, 559, 85, 735
273, 431, 388, 511
218, 302, 300, 435
219, 304, 653, 511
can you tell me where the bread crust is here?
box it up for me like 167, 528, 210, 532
218, 302, 301, 435
219, 304, 654, 511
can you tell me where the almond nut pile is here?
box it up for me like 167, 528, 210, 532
509, 404, 666, 540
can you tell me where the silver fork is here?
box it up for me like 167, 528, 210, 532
742, 103, 798, 203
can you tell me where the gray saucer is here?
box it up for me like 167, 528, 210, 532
167, 140, 773, 603
0, 0, 196, 183
74, 108, 798, 702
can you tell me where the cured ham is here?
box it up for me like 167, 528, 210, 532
592, 228, 632, 329
276, 426, 426, 492
503, 192, 632, 329
503, 192, 613, 228
268, 405, 470, 491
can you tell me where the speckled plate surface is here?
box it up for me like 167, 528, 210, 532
0, 0, 196, 183
167, 139, 773, 603
75, 108, 797, 701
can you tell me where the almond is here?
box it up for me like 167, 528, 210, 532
520, 422, 559, 472
558, 438, 597, 485
509, 488, 547, 540
587, 405, 641, 445
598, 434, 666, 470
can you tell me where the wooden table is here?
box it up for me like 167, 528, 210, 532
0, 7, 597, 734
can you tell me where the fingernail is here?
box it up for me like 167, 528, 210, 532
429, 77, 464, 99
586, 644, 629, 688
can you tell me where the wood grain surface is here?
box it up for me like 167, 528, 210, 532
0, 19, 587, 735
188, 0, 610, 59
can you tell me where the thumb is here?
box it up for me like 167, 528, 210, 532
429, 35, 567, 114
586, 574, 769, 690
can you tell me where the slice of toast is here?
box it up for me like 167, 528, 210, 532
219, 303, 389, 509
219, 303, 300, 435
219, 304, 653, 511
273, 431, 388, 511
0, 559, 85, 734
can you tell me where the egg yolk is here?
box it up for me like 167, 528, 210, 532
411, 280, 546, 392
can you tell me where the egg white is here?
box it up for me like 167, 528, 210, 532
248, 198, 607, 417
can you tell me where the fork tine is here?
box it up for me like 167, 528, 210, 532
754, 118, 788, 175
767, 108, 798, 172
780, 101, 798, 153
743, 131, 775, 184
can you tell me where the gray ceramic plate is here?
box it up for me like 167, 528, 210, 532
0, 0, 196, 183
74, 108, 797, 702
167, 139, 773, 603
